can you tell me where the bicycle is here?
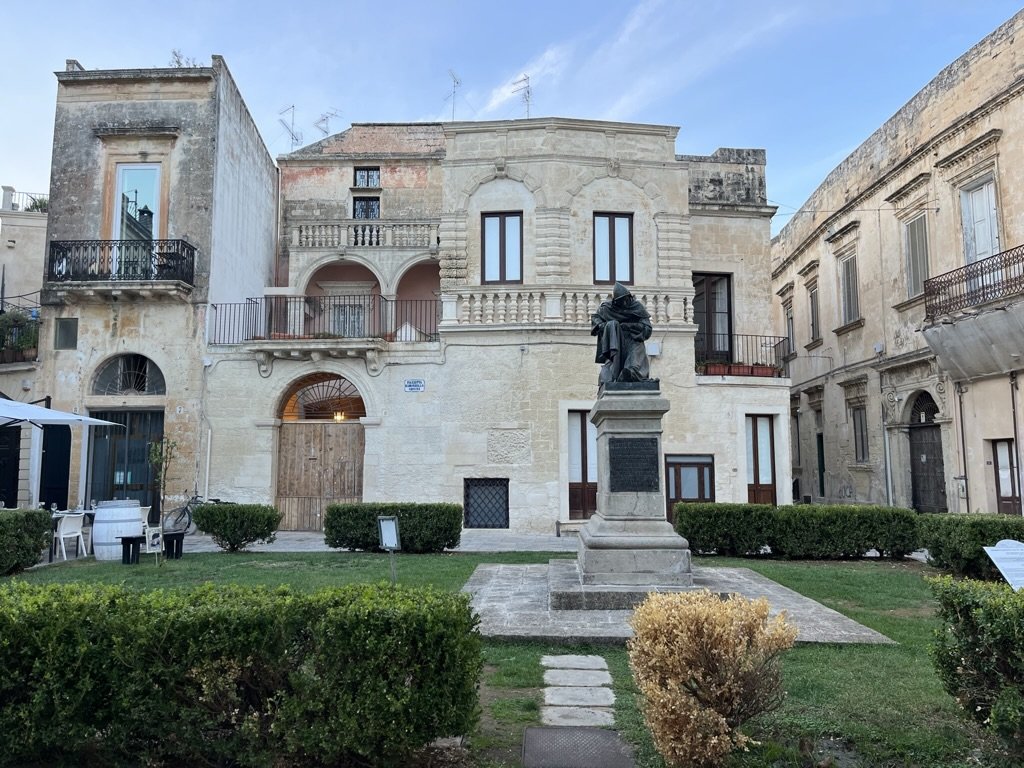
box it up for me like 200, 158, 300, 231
162, 495, 204, 535
163, 496, 234, 535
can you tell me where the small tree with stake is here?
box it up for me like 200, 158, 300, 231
147, 437, 177, 566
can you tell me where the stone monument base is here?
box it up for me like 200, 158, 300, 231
578, 519, 693, 586
548, 559, 698, 610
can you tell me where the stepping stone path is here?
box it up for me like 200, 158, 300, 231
540, 654, 615, 727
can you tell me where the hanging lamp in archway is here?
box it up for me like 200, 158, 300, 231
280, 373, 366, 421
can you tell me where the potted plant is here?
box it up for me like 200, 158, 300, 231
0, 310, 30, 363
751, 361, 778, 377
704, 361, 730, 375
15, 320, 38, 361
728, 361, 753, 376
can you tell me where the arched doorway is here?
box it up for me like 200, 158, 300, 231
88, 354, 166, 513
908, 392, 946, 513
276, 373, 366, 530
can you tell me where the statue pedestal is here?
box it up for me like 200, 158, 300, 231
577, 382, 692, 586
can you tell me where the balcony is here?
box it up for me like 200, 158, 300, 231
924, 243, 1024, 318
209, 295, 440, 370
46, 239, 196, 302
695, 333, 790, 377
921, 243, 1024, 381
291, 219, 440, 250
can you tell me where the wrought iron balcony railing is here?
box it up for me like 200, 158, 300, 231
47, 239, 196, 285
209, 295, 441, 345
924, 243, 1024, 318
694, 332, 790, 377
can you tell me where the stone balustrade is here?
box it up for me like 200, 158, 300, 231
443, 288, 690, 326
292, 220, 440, 250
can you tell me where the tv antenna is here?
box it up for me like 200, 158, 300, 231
314, 108, 342, 136
512, 74, 531, 118
278, 105, 303, 150
448, 70, 461, 121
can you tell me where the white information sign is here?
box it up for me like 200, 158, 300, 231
983, 539, 1024, 590
377, 516, 401, 551
404, 378, 426, 393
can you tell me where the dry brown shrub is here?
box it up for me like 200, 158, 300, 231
628, 590, 797, 768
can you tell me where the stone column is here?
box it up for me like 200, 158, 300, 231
577, 382, 692, 586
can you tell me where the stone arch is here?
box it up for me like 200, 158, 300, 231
296, 253, 387, 297
564, 165, 666, 209
277, 372, 367, 421
274, 364, 377, 420
391, 253, 441, 298
92, 353, 167, 396
454, 167, 547, 211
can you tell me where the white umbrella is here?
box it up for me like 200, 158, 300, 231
0, 399, 122, 428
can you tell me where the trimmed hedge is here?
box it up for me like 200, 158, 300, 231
0, 509, 50, 576
324, 502, 462, 553
192, 503, 282, 552
675, 503, 918, 559
0, 582, 481, 767
918, 513, 1024, 579
931, 576, 1024, 756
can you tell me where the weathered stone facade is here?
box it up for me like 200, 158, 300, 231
28, 58, 789, 531
771, 10, 1024, 514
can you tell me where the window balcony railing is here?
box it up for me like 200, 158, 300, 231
924, 243, 1024, 318
208, 296, 441, 345
694, 332, 790, 377
47, 240, 196, 285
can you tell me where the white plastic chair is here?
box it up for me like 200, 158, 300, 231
140, 506, 162, 556
54, 513, 87, 560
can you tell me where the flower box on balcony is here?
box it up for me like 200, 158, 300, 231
703, 362, 730, 375
751, 364, 779, 377
729, 364, 753, 376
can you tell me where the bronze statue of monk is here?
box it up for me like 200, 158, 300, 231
591, 283, 652, 384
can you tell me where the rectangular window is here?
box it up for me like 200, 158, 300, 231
791, 410, 801, 466
905, 213, 930, 298
353, 197, 380, 220
745, 415, 776, 505
114, 163, 160, 241
463, 478, 510, 528
961, 177, 999, 264
665, 454, 715, 521
354, 167, 380, 188
482, 212, 522, 283
839, 254, 860, 325
808, 284, 820, 341
784, 301, 795, 354
594, 213, 633, 284
852, 405, 869, 462
54, 318, 78, 350
992, 439, 1021, 515
568, 410, 598, 520
693, 273, 732, 362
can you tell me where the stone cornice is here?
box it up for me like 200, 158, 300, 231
775, 280, 794, 299
824, 220, 860, 247
935, 128, 1002, 171
884, 172, 932, 205
797, 259, 819, 279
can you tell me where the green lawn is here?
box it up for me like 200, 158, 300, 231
9, 551, 1006, 767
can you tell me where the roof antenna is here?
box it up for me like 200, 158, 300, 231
448, 70, 461, 121
278, 105, 303, 150
512, 74, 531, 118
314, 108, 342, 136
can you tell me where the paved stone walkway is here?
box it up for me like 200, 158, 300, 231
464, 561, 892, 645
541, 654, 615, 727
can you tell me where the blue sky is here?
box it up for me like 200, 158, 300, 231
3, 1, 1021, 233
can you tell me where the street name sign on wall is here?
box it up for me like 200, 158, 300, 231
404, 379, 426, 392
983, 539, 1024, 590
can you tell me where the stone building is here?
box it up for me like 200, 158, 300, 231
771, 10, 1024, 515
34, 57, 789, 531
0, 186, 46, 508
37, 57, 277, 513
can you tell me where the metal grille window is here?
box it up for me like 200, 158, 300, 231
482, 212, 522, 283
93, 354, 166, 395
839, 254, 860, 325
594, 213, 633, 284
55, 318, 78, 350
354, 167, 380, 188
353, 197, 380, 220
852, 405, 869, 462
464, 478, 510, 528
905, 213, 930, 298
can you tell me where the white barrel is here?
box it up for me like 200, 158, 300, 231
92, 500, 144, 561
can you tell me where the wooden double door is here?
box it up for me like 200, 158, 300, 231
276, 421, 364, 530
